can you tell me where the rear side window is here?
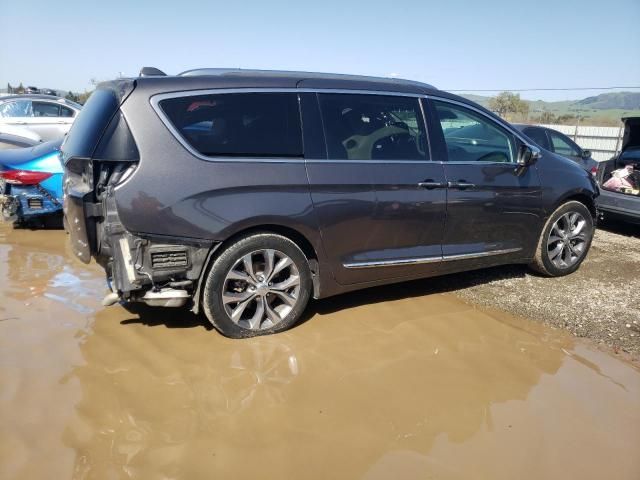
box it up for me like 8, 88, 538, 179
549, 131, 579, 156
523, 127, 550, 149
33, 102, 61, 117
318, 94, 428, 161
60, 106, 75, 118
159, 93, 303, 158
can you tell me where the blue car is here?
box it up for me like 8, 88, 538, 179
0, 139, 63, 225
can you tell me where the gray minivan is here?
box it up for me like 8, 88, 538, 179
62, 68, 599, 337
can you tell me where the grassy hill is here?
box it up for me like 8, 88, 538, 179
459, 91, 640, 125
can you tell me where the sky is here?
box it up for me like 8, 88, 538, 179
1, 0, 639, 102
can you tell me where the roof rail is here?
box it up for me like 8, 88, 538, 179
139, 67, 167, 77
177, 68, 436, 89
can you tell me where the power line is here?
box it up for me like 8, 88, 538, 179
447, 86, 640, 92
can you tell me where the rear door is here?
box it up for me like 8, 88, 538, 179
29, 101, 75, 141
428, 98, 543, 261
305, 92, 447, 285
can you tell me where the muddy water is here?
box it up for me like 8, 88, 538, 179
0, 224, 639, 480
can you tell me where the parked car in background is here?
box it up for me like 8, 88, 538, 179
595, 117, 640, 224
62, 68, 598, 338
0, 95, 81, 142
514, 124, 597, 173
0, 139, 63, 226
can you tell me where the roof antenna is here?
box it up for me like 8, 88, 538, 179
139, 67, 167, 77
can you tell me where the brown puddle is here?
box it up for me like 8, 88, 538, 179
0, 223, 639, 479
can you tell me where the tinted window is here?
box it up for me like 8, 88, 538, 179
523, 127, 550, 149
318, 94, 428, 160
60, 106, 75, 118
0, 100, 32, 117
61, 88, 119, 161
33, 102, 61, 117
160, 93, 303, 158
549, 131, 579, 156
434, 101, 515, 163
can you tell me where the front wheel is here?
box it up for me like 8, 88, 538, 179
202, 233, 312, 338
529, 200, 594, 277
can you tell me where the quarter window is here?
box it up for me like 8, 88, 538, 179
0, 100, 32, 117
159, 93, 303, 158
318, 94, 428, 161
60, 106, 75, 118
434, 101, 516, 163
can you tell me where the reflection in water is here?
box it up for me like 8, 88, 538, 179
1, 224, 639, 480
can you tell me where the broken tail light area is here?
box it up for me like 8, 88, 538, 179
0, 170, 53, 185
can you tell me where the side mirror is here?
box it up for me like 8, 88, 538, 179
581, 149, 592, 159
517, 144, 541, 167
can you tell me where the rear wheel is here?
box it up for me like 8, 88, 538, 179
202, 233, 312, 338
529, 201, 594, 277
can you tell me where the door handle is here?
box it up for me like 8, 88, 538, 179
448, 180, 476, 190
418, 180, 447, 190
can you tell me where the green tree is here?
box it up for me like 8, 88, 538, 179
488, 91, 529, 120
16, 82, 24, 94
76, 90, 93, 105
536, 111, 557, 124
6, 83, 12, 94
65, 91, 78, 102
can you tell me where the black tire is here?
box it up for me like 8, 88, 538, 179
202, 233, 312, 338
529, 200, 594, 277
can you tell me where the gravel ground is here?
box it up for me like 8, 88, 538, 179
446, 220, 640, 359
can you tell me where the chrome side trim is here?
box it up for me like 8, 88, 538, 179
439, 247, 522, 261
343, 247, 522, 269
343, 256, 442, 269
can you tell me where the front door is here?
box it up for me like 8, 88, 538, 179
305, 92, 447, 285
429, 99, 543, 261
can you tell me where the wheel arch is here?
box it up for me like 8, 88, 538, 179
551, 189, 597, 220
192, 224, 321, 314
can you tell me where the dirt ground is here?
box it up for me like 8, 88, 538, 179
1, 223, 640, 479
433, 220, 640, 359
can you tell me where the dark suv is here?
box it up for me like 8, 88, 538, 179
62, 68, 598, 337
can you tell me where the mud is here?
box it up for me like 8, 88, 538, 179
450, 220, 640, 357
1, 224, 639, 479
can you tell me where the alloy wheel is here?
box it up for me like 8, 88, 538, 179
222, 249, 301, 331
546, 211, 590, 269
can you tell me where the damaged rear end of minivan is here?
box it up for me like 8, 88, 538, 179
62, 80, 209, 309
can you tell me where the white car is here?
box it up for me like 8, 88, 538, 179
0, 95, 82, 142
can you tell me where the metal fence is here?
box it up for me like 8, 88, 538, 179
537, 124, 624, 161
